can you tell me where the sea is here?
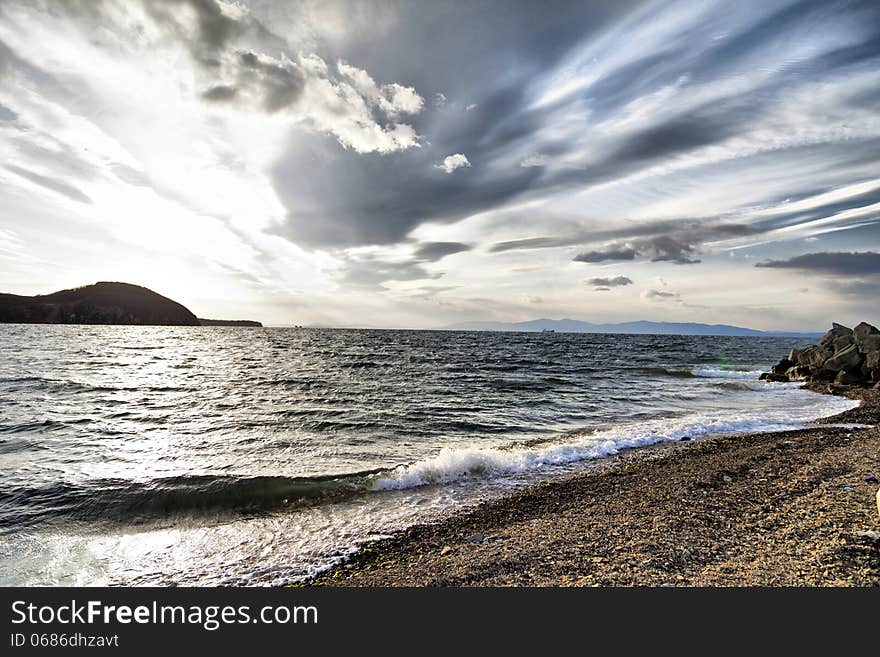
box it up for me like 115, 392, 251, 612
0, 325, 859, 586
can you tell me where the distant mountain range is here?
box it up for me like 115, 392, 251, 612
440, 318, 822, 338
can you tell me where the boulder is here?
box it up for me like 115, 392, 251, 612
785, 365, 812, 380
832, 334, 855, 352
820, 322, 852, 348
771, 358, 793, 375
797, 345, 831, 367
853, 321, 879, 338
855, 333, 880, 353
809, 368, 838, 382
759, 372, 789, 382
824, 343, 863, 373
763, 321, 879, 387
835, 371, 862, 385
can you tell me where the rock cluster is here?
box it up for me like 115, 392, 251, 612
761, 322, 880, 387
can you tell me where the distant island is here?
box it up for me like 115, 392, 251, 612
0, 282, 262, 327
440, 318, 821, 338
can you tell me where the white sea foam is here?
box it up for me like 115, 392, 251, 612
692, 366, 768, 379
370, 386, 859, 491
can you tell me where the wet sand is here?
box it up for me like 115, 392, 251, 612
311, 385, 880, 586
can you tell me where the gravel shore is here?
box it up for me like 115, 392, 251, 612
311, 385, 880, 586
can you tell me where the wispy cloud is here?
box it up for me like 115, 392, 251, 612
756, 251, 880, 275
1, 0, 879, 329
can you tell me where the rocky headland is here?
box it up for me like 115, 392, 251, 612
0, 282, 262, 327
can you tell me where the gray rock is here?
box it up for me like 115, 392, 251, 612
808, 346, 833, 368
759, 372, 789, 382
785, 365, 812, 380
832, 334, 855, 352
465, 533, 485, 543
771, 358, 793, 375
796, 348, 814, 366
824, 343, 863, 372
866, 351, 880, 370
810, 368, 838, 382
855, 333, 880, 353
835, 371, 862, 385
820, 322, 852, 348
853, 321, 879, 338
787, 348, 802, 363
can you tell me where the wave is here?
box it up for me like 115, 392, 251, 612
0, 471, 382, 526
633, 366, 696, 378
612, 366, 755, 379
691, 366, 767, 379
1, 387, 859, 526
370, 391, 858, 491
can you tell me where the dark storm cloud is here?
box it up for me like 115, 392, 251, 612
587, 276, 633, 288
756, 251, 880, 299
268, 1, 647, 248
574, 247, 638, 263
5, 164, 91, 203
600, 114, 742, 167
573, 237, 700, 264
411, 241, 471, 262
563, 222, 756, 265
35, 0, 879, 258
5, 0, 880, 298
269, 131, 543, 247
755, 251, 880, 275
266, 0, 880, 251
644, 236, 700, 265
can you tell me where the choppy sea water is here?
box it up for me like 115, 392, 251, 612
0, 326, 858, 586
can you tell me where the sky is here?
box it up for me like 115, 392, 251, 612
1, 0, 879, 330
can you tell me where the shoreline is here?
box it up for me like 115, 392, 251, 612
309, 384, 880, 586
